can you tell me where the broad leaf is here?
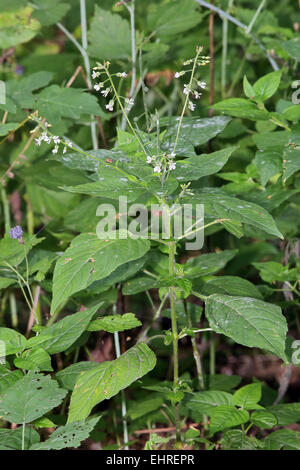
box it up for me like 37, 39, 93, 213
253, 71, 282, 101
26, 304, 100, 354
68, 343, 156, 422
14, 348, 53, 372
87, 313, 141, 333
0, 427, 40, 450
185, 390, 234, 415
51, 233, 150, 313
30, 417, 100, 450
209, 405, 249, 435
0, 328, 26, 355
205, 294, 287, 360
0, 370, 67, 424
233, 383, 262, 410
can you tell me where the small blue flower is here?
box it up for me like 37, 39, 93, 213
9, 226, 23, 240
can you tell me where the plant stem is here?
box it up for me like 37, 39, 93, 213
21, 421, 25, 450
121, 0, 136, 130
112, 302, 129, 450
221, 0, 234, 98
168, 241, 181, 443
1, 187, 18, 327
184, 301, 205, 390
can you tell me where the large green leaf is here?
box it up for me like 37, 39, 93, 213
68, 343, 156, 422
266, 403, 300, 426
51, 233, 150, 314
252, 71, 282, 102
0, 427, 40, 450
26, 304, 100, 354
148, 0, 202, 38
0, 370, 67, 424
0, 328, 26, 355
88, 6, 131, 60
56, 362, 100, 391
173, 147, 237, 181
264, 429, 300, 450
36, 85, 103, 123
184, 250, 238, 278
205, 294, 287, 360
87, 313, 141, 333
30, 417, 99, 450
185, 390, 234, 415
209, 405, 249, 435
213, 98, 269, 120
32, 0, 69, 26
0, 366, 23, 394
14, 348, 53, 372
233, 383, 262, 410
191, 189, 283, 238
197, 276, 263, 300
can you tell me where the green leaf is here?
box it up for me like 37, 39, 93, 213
233, 383, 262, 410
206, 374, 241, 391
26, 304, 100, 354
36, 85, 103, 123
198, 276, 263, 300
243, 75, 256, 99
0, 7, 40, 49
0, 328, 26, 355
253, 261, 297, 284
68, 343, 156, 422
14, 348, 53, 372
32, 0, 70, 26
0, 370, 67, 424
266, 403, 300, 426
213, 98, 269, 121
191, 189, 283, 239
185, 391, 234, 415
255, 150, 282, 186
281, 38, 300, 61
87, 313, 141, 333
30, 417, 100, 450
0, 366, 23, 394
0, 278, 16, 289
51, 233, 150, 314
209, 405, 249, 435
160, 116, 231, 155
0, 234, 43, 267
264, 429, 300, 450
122, 276, 159, 295
127, 395, 164, 420
252, 71, 282, 101
221, 429, 259, 450
56, 362, 100, 391
0, 427, 40, 450
205, 294, 288, 360
184, 250, 238, 278
0, 122, 19, 136
251, 410, 277, 429
173, 147, 237, 182
148, 0, 202, 38
88, 6, 131, 60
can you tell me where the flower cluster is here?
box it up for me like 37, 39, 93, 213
146, 152, 177, 174
34, 131, 72, 154
174, 46, 209, 113
92, 62, 134, 113
31, 116, 72, 154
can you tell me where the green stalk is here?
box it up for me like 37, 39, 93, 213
184, 301, 205, 390
1, 187, 18, 327
121, 0, 136, 131
168, 240, 181, 443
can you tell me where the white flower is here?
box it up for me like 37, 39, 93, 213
169, 152, 176, 158
34, 138, 42, 146
174, 71, 185, 78
101, 87, 111, 97
194, 91, 202, 99
63, 146, 67, 154
169, 162, 176, 170
52, 145, 59, 154
146, 155, 152, 164
183, 59, 192, 65
92, 71, 99, 79
106, 100, 114, 112
41, 132, 51, 144
66, 140, 72, 148
116, 72, 127, 78
154, 165, 162, 173
53, 135, 60, 144
183, 84, 191, 95
94, 82, 104, 91
188, 100, 196, 111
125, 97, 134, 110
197, 80, 206, 89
